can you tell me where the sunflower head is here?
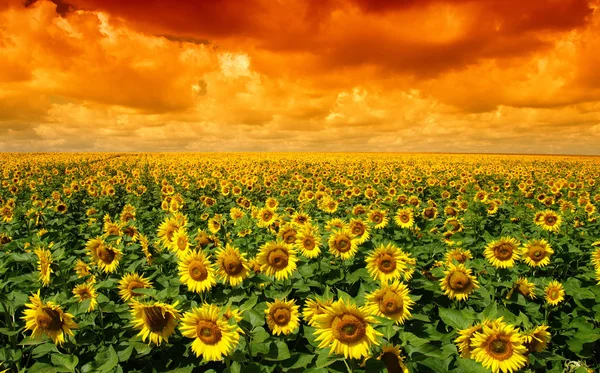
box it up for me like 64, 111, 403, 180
523, 325, 551, 353
302, 297, 334, 326
179, 303, 240, 361
328, 229, 359, 260
178, 250, 216, 293
365, 281, 414, 325
265, 299, 300, 335
440, 262, 479, 301
22, 291, 78, 345
514, 277, 536, 299
365, 243, 414, 283
484, 237, 520, 268
377, 345, 409, 373
256, 240, 298, 281
444, 247, 472, 264
544, 280, 565, 306
470, 321, 528, 373
215, 244, 249, 286
72, 282, 98, 312
295, 228, 322, 259
521, 239, 553, 267
118, 273, 153, 302
130, 300, 180, 345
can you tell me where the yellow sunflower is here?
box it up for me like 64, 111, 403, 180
544, 281, 565, 306
422, 206, 438, 220
439, 262, 479, 301
170, 227, 191, 258
118, 273, 153, 302
368, 209, 389, 229
22, 291, 78, 345
523, 325, 551, 353
302, 297, 334, 327
278, 223, 299, 245
365, 281, 414, 325
180, 303, 240, 361
377, 345, 409, 373
328, 228, 359, 260
157, 214, 185, 249
295, 227, 322, 259
539, 210, 562, 232
521, 239, 553, 267
35, 247, 53, 287
365, 243, 413, 283
265, 299, 301, 335
215, 244, 249, 286
72, 282, 98, 312
470, 322, 528, 373
455, 323, 485, 358
484, 237, 520, 268
256, 240, 298, 281
348, 218, 371, 244
178, 250, 217, 293
394, 208, 414, 229
590, 241, 600, 267
313, 298, 382, 359
74, 259, 91, 278
514, 278, 536, 299
444, 247, 472, 264
256, 207, 278, 228
130, 300, 180, 345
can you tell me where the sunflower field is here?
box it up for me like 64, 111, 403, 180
1, 153, 600, 373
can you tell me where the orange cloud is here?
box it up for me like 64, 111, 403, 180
0, 0, 599, 153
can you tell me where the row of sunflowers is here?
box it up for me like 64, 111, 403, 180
0, 153, 599, 373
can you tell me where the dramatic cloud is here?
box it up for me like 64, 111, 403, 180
0, 0, 599, 153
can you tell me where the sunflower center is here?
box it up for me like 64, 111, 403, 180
550, 290, 559, 299
271, 308, 291, 326
189, 260, 208, 281
283, 231, 297, 244
372, 214, 383, 223
452, 253, 466, 263
528, 246, 545, 261
303, 237, 315, 250
127, 280, 146, 296
545, 216, 557, 225
351, 224, 365, 236
196, 320, 222, 345
400, 214, 410, 223
425, 209, 435, 218
142, 306, 172, 332
377, 254, 397, 273
177, 237, 187, 251
493, 243, 514, 260
379, 292, 403, 316
223, 254, 244, 275
77, 289, 91, 300
333, 314, 366, 343
335, 236, 352, 252
97, 246, 115, 264
267, 249, 289, 269
448, 271, 471, 291
37, 307, 63, 331
487, 336, 513, 361
262, 211, 273, 221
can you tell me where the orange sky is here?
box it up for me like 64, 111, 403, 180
1, 0, 599, 153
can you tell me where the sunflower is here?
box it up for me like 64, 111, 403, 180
291, 211, 311, 226
325, 218, 347, 232
394, 208, 414, 229
130, 300, 180, 345
521, 239, 553, 267
265, 299, 301, 335
222, 306, 243, 323
178, 250, 217, 293
544, 281, 565, 306
257, 207, 277, 228
455, 323, 485, 358
439, 263, 479, 301
74, 259, 91, 278
377, 345, 409, 373
368, 209, 389, 229
93, 243, 122, 274
215, 244, 249, 286
328, 228, 359, 260
484, 237, 520, 268
470, 322, 528, 373
539, 210, 562, 232
365, 281, 414, 325
35, 247, 53, 287
295, 228, 322, 259
365, 243, 412, 283
590, 241, 600, 267
22, 291, 78, 345
180, 303, 240, 361
256, 240, 298, 281
348, 218, 370, 244
444, 247, 472, 264
72, 282, 98, 312
170, 227, 191, 258
313, 298, 382, 359
302, 297, 334, 327
207, 216, 221, 234
118, 273, 153, 302
514, 278, 536, 299
523, 325, 550, 353
278, 223, 299, 245
157, 215, 185, 249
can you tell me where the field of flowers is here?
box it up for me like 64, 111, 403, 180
0, 153, 599, 373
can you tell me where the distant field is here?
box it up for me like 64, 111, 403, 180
0, 153, 599, 373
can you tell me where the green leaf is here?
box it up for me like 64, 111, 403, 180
262, 340, 291, 361
51, 354, 78, 373
32, 343, 59, 358
95, 345, 119, 373
438, 308, 474, 330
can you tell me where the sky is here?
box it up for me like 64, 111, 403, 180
1, 0, 600, 153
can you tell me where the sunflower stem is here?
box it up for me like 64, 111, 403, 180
343, 359, 353, 373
